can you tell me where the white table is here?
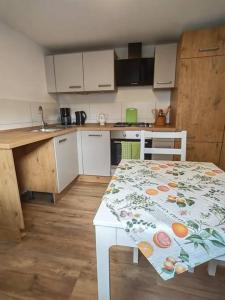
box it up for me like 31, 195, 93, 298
94, 200, 137, 300
94, 200, 225, 300
93, 160, 225, 300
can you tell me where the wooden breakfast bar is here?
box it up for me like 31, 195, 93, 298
0, 124, 175, 241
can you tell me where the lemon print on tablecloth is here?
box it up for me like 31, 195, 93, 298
138, 241, 154, 258
172, 223, 189, 238
168, 182, 178, 188
205, 171, 217, 176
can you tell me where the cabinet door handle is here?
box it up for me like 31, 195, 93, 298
199, 47, 219, 52
98, 84, 111, 87
157, 81, 172, 84
58, 138, 67, 143
130, 82, 138, 85
69, 85, 82, 88
88, 134, 103, 137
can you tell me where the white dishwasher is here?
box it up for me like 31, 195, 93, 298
81, 131, 110, 176
54, 132, 79, 192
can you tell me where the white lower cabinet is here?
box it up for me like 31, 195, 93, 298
54, 132, 79, 193
81, 131, 110, 176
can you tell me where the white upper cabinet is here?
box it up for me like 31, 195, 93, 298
54, 53, 84, 92
45, 55, 56, 93
83, 50, 115, 91
154, 43, 177, 89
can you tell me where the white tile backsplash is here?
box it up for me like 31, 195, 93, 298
58, 86, 171, 124
89, 102, 121, 123
0, 99, 59, 130
0, 99, 32, 125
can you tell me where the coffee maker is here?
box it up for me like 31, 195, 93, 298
60, 108, 71, 126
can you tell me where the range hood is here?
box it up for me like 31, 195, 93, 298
115, 43, 154, 86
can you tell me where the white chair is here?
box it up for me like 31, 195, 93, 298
133, 130, 187, 265
140, 130, 187, 161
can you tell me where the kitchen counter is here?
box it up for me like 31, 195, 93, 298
0, 123, 176, 149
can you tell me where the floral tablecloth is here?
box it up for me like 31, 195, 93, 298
103, 160, 225, 280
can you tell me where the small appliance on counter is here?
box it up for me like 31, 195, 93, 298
152, 106, 170, 126
126, 108, 137, 123
60, 107, 71, 125
97, 113, 106, 126
75, 111, 87, 125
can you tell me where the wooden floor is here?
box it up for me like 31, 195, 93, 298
0, 178, 225, 300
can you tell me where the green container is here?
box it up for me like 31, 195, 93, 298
126, 108, 137, 123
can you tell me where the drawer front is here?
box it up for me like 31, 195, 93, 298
180, 27, 225, 59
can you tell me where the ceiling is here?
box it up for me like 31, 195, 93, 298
0, 0, 225, 51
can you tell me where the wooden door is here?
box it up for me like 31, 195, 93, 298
154, 43, 177, 88
187, 141, 222, 165
83, 50, 115, 92
176, 56, 225, 143
219, 142, 225, 171
54, 53, 84, 92
180, 26, 225, 58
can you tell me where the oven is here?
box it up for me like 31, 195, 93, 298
111, 131, 152, 166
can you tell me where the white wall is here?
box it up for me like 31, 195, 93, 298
59, 45, 171, 124
0, 21, 59, 130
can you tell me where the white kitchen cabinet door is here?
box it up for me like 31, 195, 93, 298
81, 131, 110, 176
54, 132, 79, 193
83, 50, 115, 91
45, 55, 56, 93
154, 44, 177, 89
54, 53, 84, 92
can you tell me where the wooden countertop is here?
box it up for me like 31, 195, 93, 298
0, 123, 176, 149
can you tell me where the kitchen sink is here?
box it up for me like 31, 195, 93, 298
31, 128, 62, 133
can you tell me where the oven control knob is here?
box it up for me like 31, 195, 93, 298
123, 133, 126, 138
136, 133, 139, 138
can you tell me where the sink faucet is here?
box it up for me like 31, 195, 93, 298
39, 106, 48, 129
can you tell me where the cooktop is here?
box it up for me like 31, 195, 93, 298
114, 122, 152, 128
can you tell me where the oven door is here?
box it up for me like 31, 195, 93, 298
111, 138, 152, 166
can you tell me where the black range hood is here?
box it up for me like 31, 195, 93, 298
115, 43, 154, 87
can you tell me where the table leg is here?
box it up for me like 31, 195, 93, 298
208, 260, 217, 276
95, 226, 116, 300
133, 247, 139, 264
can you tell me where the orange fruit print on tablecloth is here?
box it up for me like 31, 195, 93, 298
146, 188, 159, 196
172, 223, 189, 238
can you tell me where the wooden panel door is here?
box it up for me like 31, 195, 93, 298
54, 53, 84, 92
187, 141, 222, 165
176, 56, 225, 143
219, 142, 225, 171
83, 50, 115, 91
180, 26, 225, 58
154, 43, 177, 88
